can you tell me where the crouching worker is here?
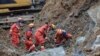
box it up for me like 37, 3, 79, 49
34, 22, 52, 51
24, 23, 35, 52
24, 37, 35, 52
54, 29, 72, 46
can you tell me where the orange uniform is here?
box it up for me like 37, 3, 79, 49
34, 24, 49, 46
55, 30, 72, 45
24, 39, 35, 52
55, 33, 63, 44
25, 29, 33, 39
10, 23, 20, 47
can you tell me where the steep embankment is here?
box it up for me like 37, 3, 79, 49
40, 0, 100, 56
40, 0, 98, 36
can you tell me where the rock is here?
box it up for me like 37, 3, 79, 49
84, 48, 92, 52
24, 47, 66, 56
76, 36, 86, 45
94, 52, 100, 56
91, 35, 100, 50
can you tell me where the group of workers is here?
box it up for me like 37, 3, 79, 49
9, 17, 72, 52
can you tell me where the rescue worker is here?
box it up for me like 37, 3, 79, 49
50, 24, 56, 30
24, 23, 35, 52
24, 37, 35, 52
48, 24, 56, 36
25, 23, 35, 39
24, 23, 35, 51
9, 17, 24, 48
54, 29, 72, 46
34, 22, 50, 50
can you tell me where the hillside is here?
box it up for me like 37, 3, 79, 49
0, 0, 100, 56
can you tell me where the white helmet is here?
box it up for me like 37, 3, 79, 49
28, 23, 34, 27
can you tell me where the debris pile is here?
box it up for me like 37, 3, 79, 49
0, 0, 100, 56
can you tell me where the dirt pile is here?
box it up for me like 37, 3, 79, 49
40, 0, 97, 18
40, 0, 98, 36
40, 0, 100, 56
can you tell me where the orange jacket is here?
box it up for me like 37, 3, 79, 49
10, 23, 20, 47
24, 39, 35, 52
55, 33, 63, 44
34, 24, 49, 45
55, 31, 72, 44
11, 33, 20, 47
10, 23, 20, 34
38, 24, 49, 34
25, 29, 33, 39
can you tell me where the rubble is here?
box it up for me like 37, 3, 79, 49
91, 35, 100, 50
23, 47, 66, 56
0, 0, 100, 56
